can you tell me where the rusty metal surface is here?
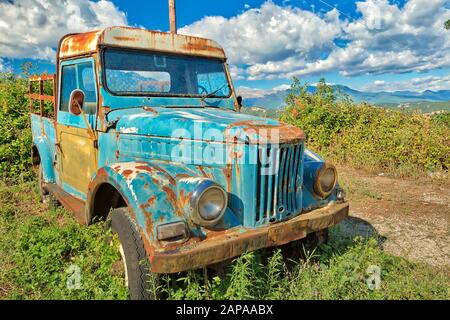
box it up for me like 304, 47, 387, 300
28, 94, 55, 102
225, 120, 306, 144
150, 202, 349, 274
59, 27, 226, 59
46, 184, 87, 225
29, 75, 56, 82
59, 30, 103, 59
28, 74, 56, 114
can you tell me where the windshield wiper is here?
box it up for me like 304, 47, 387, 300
200, 84, 229, 103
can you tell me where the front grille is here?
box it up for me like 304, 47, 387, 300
255, 143, 303, 224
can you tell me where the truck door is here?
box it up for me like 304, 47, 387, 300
56, 58, 98, 199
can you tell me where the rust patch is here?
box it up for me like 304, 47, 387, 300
143, 106, 158, 115
198, 166, 210, 178
162, 185, 177, 205
60, 30, 101, 58
223, 165, 233, 192
225, 120, 306, 145
152, 177, 161, 186
180, 37, 225, 56
177, 189, 192, 211
162, 185, 184, 217
145, 214, 154, 241
122, 170, 133, 178
135, 165, 155, 173
46, 184, 87, 225
136, 165, 176, 185
113, 36, 138, 42
148, 195, 157, 206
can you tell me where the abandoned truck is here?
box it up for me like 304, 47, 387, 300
29, 26, 349, 299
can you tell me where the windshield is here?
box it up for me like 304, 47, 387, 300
103, 48, 232, 98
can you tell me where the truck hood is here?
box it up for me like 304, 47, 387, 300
113, 107, 305, 144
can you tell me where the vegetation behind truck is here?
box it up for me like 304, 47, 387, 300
29, 26, 349, 299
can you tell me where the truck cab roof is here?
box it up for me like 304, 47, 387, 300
59, 26, 226, 60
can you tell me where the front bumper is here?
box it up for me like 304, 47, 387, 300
151, 201, 349, 274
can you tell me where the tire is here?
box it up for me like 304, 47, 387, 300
37, 163, 60, 208
105, 208, 159, 300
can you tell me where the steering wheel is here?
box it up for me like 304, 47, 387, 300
198, 85, 208, 95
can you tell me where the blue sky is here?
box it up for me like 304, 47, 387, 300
1, 0, 450, 97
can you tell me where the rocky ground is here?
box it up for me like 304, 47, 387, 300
337, 166, 449, 271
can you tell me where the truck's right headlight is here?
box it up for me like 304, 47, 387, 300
190, 180, 228, 227
314, 163, 338, 198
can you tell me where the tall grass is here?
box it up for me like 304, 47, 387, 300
1, 182, 448, 300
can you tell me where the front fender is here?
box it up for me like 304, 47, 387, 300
302, 149, 339, 211
86, 162, 202, 249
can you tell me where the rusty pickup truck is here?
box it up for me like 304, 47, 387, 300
29, 26, 349, 299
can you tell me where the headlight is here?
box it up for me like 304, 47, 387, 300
190, 180, 228, 227
314, 163, 337, 198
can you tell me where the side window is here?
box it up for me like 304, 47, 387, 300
60, 65, 77, 113
60, 62, 97, 114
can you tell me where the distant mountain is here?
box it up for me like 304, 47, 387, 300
242, 85, 450, 111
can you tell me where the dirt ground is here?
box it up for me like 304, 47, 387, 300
337, 166, 450, 271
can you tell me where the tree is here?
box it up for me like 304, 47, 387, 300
445, 19, 450, 30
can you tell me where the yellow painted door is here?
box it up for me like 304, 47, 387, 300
57, 125, 97, 195
56, 59, 98, 198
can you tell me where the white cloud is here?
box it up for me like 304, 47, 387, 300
180, 1, 343, 66
362, 75, 450, 92
0, 0, 128, 62
237, 84, 290, 99
272, 84, 291, 91
237, 86, 270, 99
373, 80, 386, 86
180, 0, 450, 82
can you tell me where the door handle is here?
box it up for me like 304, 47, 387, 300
55, 143, 62, 153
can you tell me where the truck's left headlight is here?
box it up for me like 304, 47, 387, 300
190, 180, 228, 227
314, 163, 338, 198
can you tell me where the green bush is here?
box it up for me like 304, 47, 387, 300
432, 111, 450, 128
0, 65, 54, 183
0, 70, 32, 182
280, 79, 450, 175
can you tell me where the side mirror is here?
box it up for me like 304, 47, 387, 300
69, 89, 85, 116
237, 95, 243, 109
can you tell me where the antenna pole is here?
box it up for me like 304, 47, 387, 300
169, 0, 177, 34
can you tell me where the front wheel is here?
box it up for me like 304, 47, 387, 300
105, 208, 160, 300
